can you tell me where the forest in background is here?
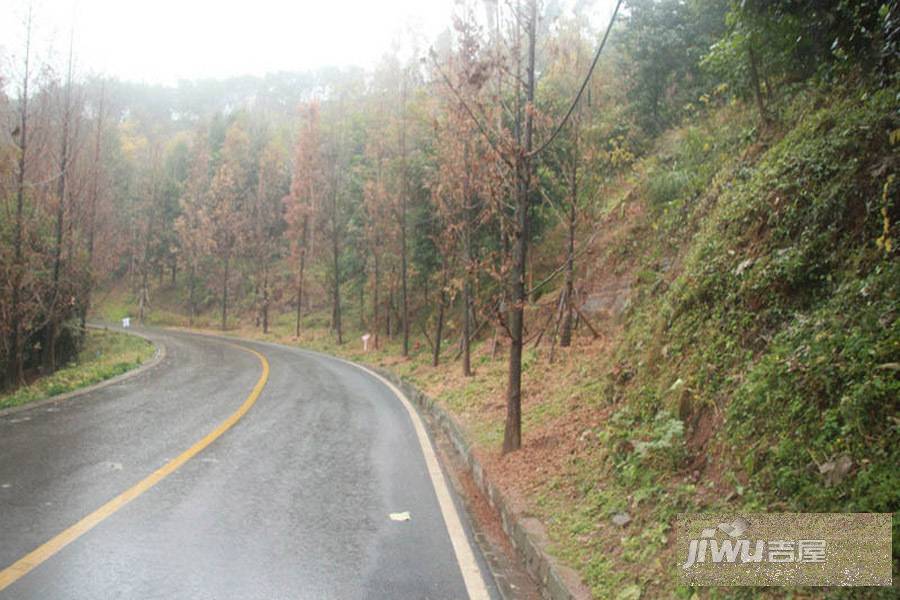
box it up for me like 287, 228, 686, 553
2, 1, 898, 593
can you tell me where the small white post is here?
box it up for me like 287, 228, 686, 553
361, 333, 371, 352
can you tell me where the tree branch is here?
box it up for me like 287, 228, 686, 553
429, 51, 515, 170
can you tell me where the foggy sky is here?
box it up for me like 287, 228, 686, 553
1, 0, 617, 86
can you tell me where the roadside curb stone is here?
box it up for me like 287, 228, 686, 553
370, 366, 592, 600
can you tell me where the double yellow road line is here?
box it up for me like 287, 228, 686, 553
0, 343, 269, 592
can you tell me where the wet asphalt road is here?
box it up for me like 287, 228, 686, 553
0, 328, 495, 599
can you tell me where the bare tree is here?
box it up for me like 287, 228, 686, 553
79, 82, 105, 334
6, 6, 33, 388
45, 31, 77, 372
284, 103, 323, 337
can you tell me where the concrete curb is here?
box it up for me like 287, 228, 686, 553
0, 326, 166, 418
368, 366, 591, 600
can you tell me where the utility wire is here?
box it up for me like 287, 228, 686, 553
529, 0, 623, 158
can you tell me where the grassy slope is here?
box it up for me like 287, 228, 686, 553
584, 83, 899, 598
0, 329, 156, 411
95, 83, 899, 598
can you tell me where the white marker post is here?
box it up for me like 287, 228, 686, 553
122, 317, 131, 329
361, 333, 371, 352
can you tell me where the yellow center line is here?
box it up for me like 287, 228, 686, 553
0, 342, 269, 592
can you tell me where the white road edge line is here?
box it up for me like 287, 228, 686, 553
340, 360, 491, 600
165, 329, 492, 598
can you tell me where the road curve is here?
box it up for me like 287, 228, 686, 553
0, 327, 497, 599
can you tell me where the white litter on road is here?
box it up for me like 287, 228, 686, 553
389, 511, 411, 522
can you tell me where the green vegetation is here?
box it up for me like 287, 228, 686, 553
0, 329, 155, 411
561, 85, 899, 597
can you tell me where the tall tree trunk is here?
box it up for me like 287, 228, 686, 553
46, 39, 75, 373
433, 265, 448, 367
80, 85, 105, 336
401, 196, 409, 356
262, 264, 269, 334
295, 250, 305, 336
560, 136, 578, 348
492, 229, 508, 361
400, 80, 410, 358
393, 300, 402, 337
358, 270, 365, 331
188, 263, 196, 326
253, 280, 261, 328
331, 193, 342, 345
295, 215, 308, 337
462, 142, 473, 377
372, 252, 380, 349
139, 267, 149, 325
7, 8, 32, 389
559, 200, 575, 348
503, 0, 536, 454
433, 300, 446, 367
332, 258, 342, 344
139, 183, 156, 327
462, 262, 473, 376
221, 252, 230, 331
387, 281, 393, 340
747, 41, 769, 126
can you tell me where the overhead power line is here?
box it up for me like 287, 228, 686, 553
529, 0, 623, 158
